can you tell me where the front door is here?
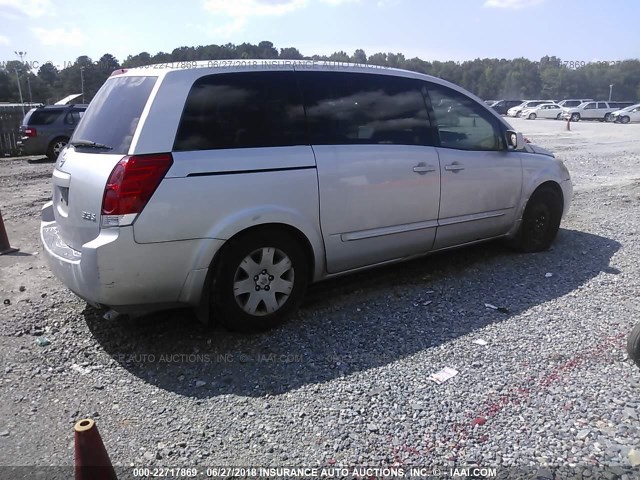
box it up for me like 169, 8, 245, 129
424, 83, 522, 250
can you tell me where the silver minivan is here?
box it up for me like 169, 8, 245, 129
41, 61, 572, 331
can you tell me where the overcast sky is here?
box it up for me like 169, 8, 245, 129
1, 0, 639, 69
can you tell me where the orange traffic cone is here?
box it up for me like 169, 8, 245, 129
0, 209, 18, 255
74, 419, 118, 480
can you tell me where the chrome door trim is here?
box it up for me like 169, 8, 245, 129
438, 210, 507, 227
341, 219, 439, 242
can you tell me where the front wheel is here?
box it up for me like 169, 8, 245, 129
556, 113, 563, 120
213, 229, 309, 332
620, 116, 630, 124
604, 113, 613, 122
528, 113, 536, 120
511, 186, 563, 253
627, 323, 640, 368
570, 113, 580, 122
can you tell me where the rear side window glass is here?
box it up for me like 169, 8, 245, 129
71, 76, 157, 154
28, 110, 63, 125
174, 72, 306, 151
299, 72, 435, 146
64, 110, 83, 125
426, 84, 502, 151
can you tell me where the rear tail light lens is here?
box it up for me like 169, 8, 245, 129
23, 127, 37, 137
101, 153, 172, 227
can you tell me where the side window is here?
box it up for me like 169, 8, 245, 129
65, 111, 82, 125
598, 102, 607, 109
299, 72, 435, 146
584, 103, 596, 110
29, 110, 63, 125
174, 71, 306, 151
425, 84, 502, 151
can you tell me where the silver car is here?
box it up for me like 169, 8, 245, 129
41, 61, 572, 332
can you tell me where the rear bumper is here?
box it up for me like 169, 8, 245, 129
40, 202, 224, 313
17, 137, 46, 156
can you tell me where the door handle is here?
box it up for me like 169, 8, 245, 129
413, 163, 437, 174
444, 164, 465, 172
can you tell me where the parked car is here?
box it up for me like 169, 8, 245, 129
40, 61, 572, 332
557, 99, 593, 108
562, 101, 619, 122
611, 103, 640, 124
507, 100, 555, 117
490, 99, 523, 115
520, 103, 564, 120
17, 104, 87, 159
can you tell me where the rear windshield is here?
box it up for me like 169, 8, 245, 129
26, 109, 63, 125
71, 76, 157, 154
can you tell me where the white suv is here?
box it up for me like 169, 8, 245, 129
562, 101, 619, 122
40, 61, 572, 331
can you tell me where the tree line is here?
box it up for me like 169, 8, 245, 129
1, 41, 639, 105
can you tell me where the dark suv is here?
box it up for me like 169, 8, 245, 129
18, 104, 87, 159
490, 99, 524, 115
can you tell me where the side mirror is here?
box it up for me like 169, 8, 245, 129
505, 130, 524, 150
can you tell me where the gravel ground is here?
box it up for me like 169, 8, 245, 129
1, 118, 640, 479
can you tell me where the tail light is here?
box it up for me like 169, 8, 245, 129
23, 127, 37, 137
101, 153, 173, 227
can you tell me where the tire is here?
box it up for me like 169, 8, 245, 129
212, 229, 309, 332
556, 113, 563, 120
515, 111, 522, 118
620, 116, 630, 124
604, 113, 612, 122
570, 113, 580, 122
627, 323, 640, 368
512, 186, 563, 253
528, 113, 536, 120
47, 137, 69, 160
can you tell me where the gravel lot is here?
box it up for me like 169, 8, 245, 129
1, 118, 640, 479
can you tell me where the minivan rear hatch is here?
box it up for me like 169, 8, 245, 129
51, 75, 158, 251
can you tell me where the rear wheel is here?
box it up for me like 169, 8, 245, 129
47, 137, 69, 160
512, 186, 563, 253
212, 229, 309, 332
627, 323, 640, 368
620, 116, 630, 124
528, 113, 536, 120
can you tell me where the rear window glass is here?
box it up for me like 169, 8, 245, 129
71, 76, 157, 154
174, 71, 306, 151
28, 109, 63, 125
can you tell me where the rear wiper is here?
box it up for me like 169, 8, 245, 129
70, 140, 113, 150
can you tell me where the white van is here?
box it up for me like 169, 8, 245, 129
41, 61, 572, 331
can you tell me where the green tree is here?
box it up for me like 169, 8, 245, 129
279, 47, 304, 60
351, 49, 367, 64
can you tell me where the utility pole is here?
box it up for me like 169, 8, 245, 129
609, 84, 614, 102
14, 69, 25, 116
14, 51, 27, 114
